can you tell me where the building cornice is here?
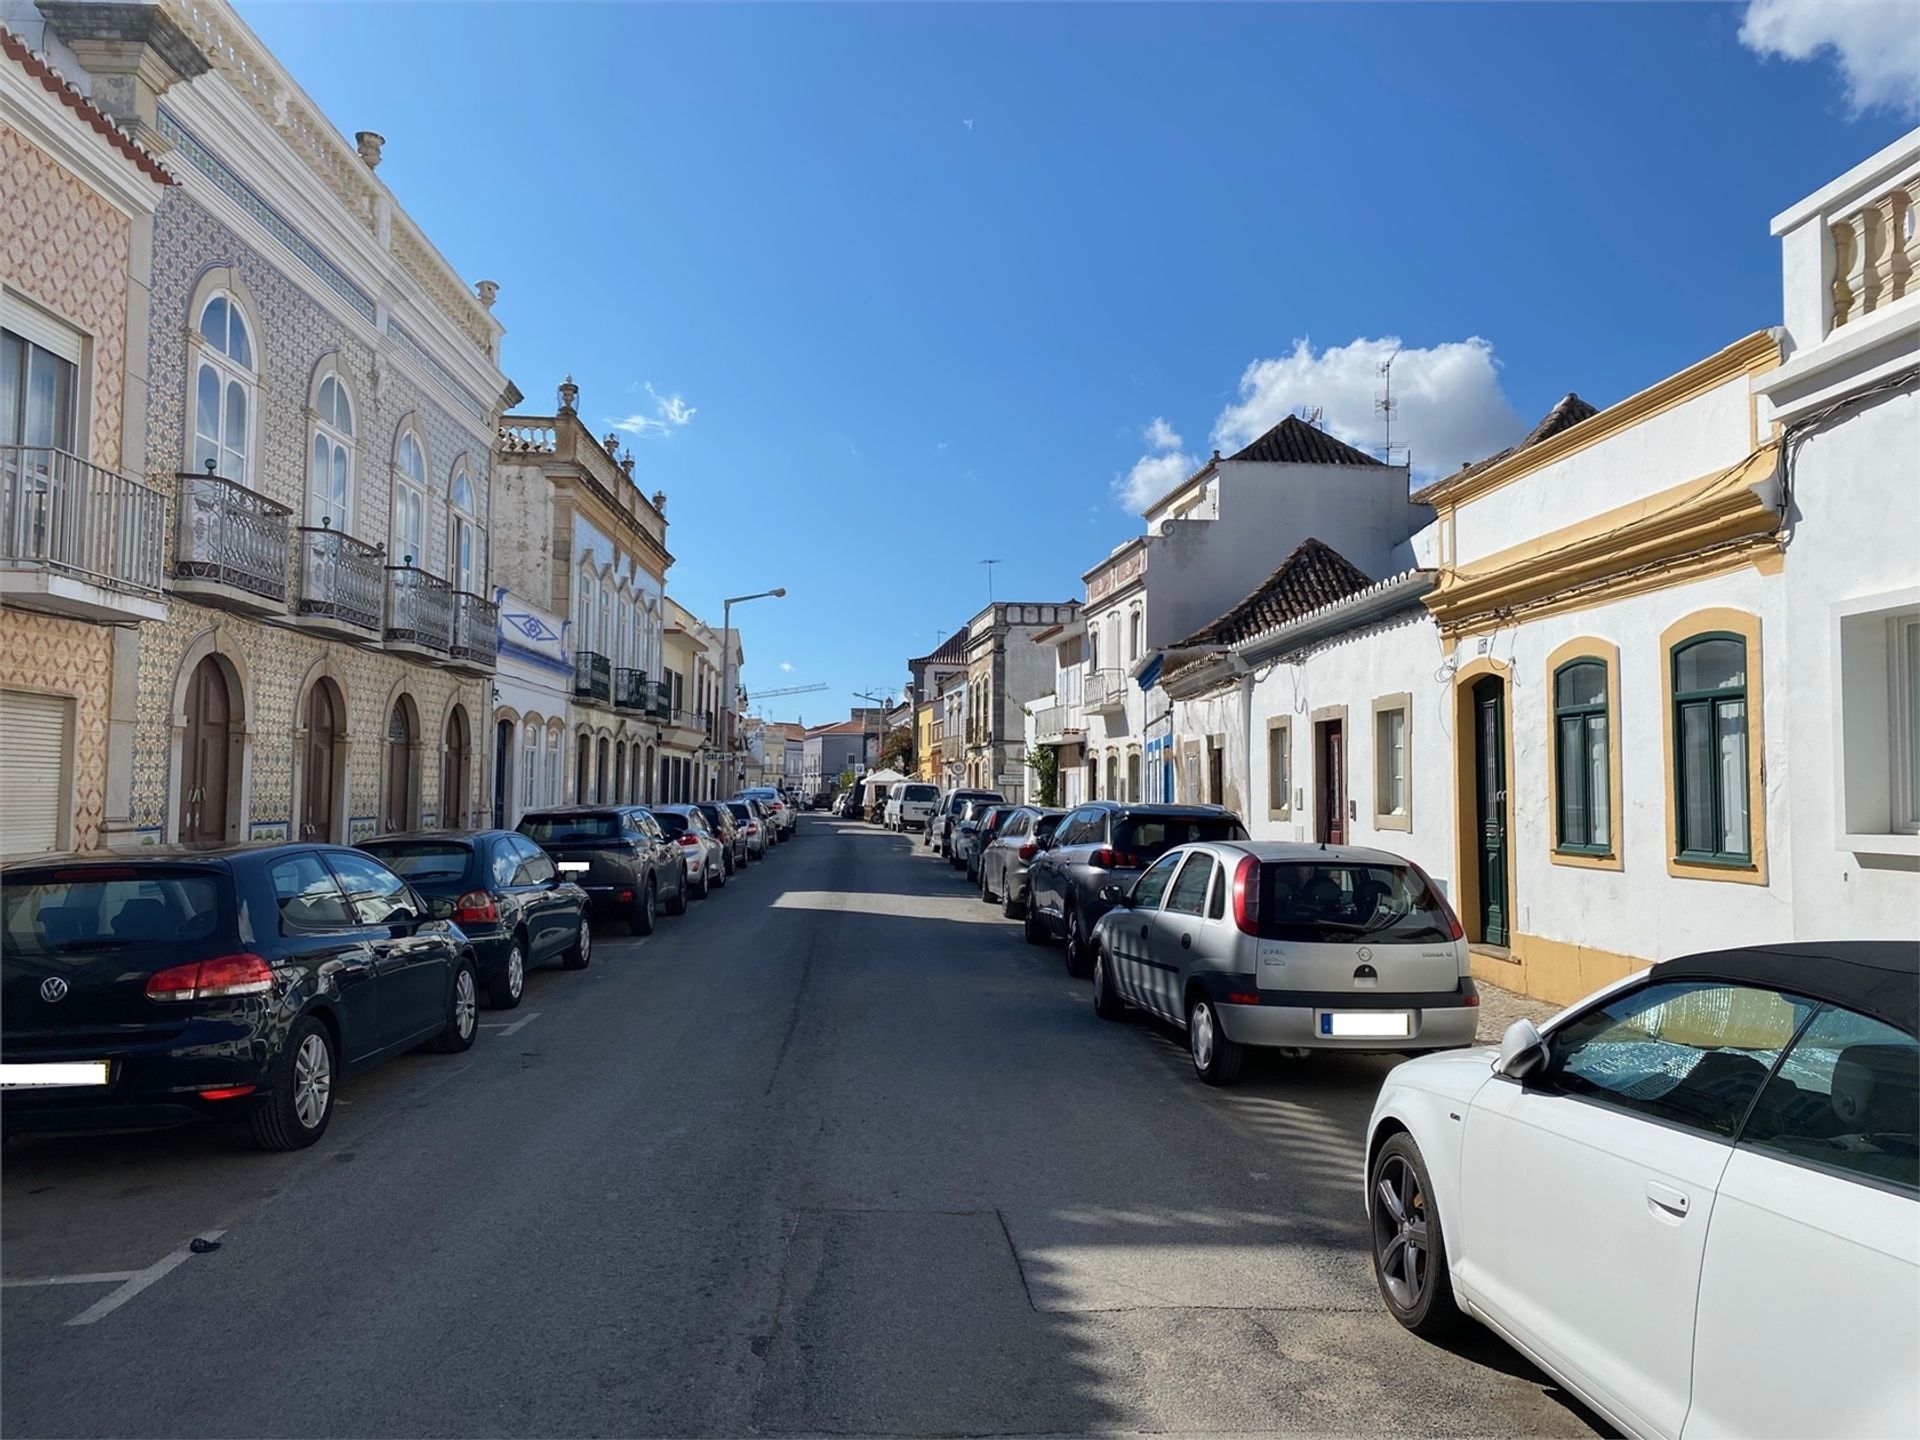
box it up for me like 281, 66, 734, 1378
1413, 330, 1780, 508
1, 26, 172, 204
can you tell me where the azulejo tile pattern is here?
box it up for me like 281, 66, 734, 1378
0, 612, 112, 852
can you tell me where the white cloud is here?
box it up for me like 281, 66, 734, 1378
1112, 415, 1198, 514
779, 661, 795, 673
1210, 336, 1523, 482
608, 381, 697, 439
1739, 0, 1920, 117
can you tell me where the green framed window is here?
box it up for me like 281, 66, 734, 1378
1554, 659, 1611, 853
1672, 634, 1751, 863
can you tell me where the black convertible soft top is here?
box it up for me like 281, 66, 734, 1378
1649, 942, 1918, 1038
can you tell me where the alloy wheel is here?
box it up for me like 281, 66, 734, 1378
577, 923, 592, 964
1372, 1154, 1429, 1310
293, 1032, 332, 1130
506, 945, 525, 1001
1191, 1002, 1214, 1071
454, 968, 478, 1040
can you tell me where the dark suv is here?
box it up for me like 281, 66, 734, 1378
517, 806, 689, 935
1025, 802, 1249, 975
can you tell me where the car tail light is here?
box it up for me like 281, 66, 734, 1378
1090, 848, 1142, 870
146, 953, 273, 1002
1409, 862, 1465, 941
1230, 854, 1260, 936
54, 867, 138, 881
452, 890, 499, 925
1090, 847, 1113, 869
1017, 843, 1037, 860
198, 1084, 256, 1101
676, 834, 701, 847
746, 822, 759, 834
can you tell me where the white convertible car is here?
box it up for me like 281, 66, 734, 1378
1365, 941, 1917, 1440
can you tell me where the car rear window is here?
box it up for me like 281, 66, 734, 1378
1257, 862, 1455, 944
653, 812, 689, 835
903, 785, 937, 801
360, 842, 472, 879
520, 815, 620, 843
1, 870, 224, 953
726, 803, 754, 821
1114, 815, 1249, 862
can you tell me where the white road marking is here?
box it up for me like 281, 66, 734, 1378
3, 1270, 138, 1288
59, 1229, 228, 1326
479, 1010, 541, 1037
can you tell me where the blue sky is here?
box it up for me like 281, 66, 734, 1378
238, 1, 1914, 724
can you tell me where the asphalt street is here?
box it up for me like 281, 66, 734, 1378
2, 819, 1603, 1438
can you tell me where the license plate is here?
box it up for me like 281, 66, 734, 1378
1319, 1011, 1412, 1039
556, 861, 590, 873
0, 1060, 110, 1089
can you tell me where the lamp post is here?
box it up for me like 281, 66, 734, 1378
722, 588, 785, 795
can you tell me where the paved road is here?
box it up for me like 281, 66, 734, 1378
2, 821, 1602, 1438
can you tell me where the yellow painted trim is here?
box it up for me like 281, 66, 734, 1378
1450, 658, 1517, 948
1414, 330, 1780, 506
1370, 691, 1413, 832
1659, 607, 1769, 886
1544, 637, 1624, 873
1427, 446, 1781, 632
1264, 715, 1292, 822
1474, 932, 1650, 1008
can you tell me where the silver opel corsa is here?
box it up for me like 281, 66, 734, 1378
1086, 840, 1480, 1084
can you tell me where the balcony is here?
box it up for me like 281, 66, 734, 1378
171, 469, 289, 614
1084, 667, 1129, 715
573, 649, 612, 704
1034, 702, 1086, 745
444, 590, 499, 676
384, 563, 454, 659
647, 680, 673, 721
0, 445, 168, 623
613, 666, 650, 711
293, 526, 383, 639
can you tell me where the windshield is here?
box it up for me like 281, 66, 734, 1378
1114, 815, 1249, 863
1257, 862, 1456, 944
359, 842, 472, 879
903, 785, 937, 801
1, 871, 224, 953
520, 815, 621, 843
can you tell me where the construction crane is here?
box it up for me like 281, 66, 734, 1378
748, 682, 828, 699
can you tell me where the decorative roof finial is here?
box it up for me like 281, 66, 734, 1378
558, 375, 578, 413
620, 453, 635, 477
652, 490, 667, 511
474, 280, 499, 309
355, 131, 385, 168
604, 431, 621, 456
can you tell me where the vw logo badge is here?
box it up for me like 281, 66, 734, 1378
1357, 946, 1374, 964
39, 976, 69, 1003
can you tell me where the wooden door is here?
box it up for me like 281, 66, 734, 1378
1315, 720, 1345, 844
1473, 677, 1510, 946
441, 705, 470, 828
384, 700, 413, 832
182, 656, 230, 842
301, 680, 339, 841
493, 719, 512, 828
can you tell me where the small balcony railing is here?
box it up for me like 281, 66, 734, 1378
647, 680, 673, 720
294, 525, 383, 632
448, 590, 499, 669
173, 468, 289, 604
384, 563, 454, 653
1084, 667, 1128, 713
614, 667, 650, 710
1, 445, 167, 597
573, 650, 611, 704
1034, 702, 1084, 744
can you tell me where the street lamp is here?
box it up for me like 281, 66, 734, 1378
722, 588, 785, 796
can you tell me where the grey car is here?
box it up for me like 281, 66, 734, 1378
1025, 802, 1249, 976
978, 806, 1064, 916
651, 805, 729, 899
932, 789, 1003, 858
1087, 840, 1480, 1085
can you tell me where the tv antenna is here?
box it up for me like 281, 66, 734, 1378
1294, 405, 1324, 429
980, 558, 1002, 603
1376, 345, 1408, 467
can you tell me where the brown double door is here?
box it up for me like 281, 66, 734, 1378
1315, 718, 1345, 844
440, 705, 470, 828
301, 680, 340, 842
181, 656, 230, 843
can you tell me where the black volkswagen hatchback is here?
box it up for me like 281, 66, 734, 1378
1, 844, 479, 1150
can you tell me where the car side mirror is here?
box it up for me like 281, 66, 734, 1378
423, 894, 456, 922
1497, 1018, 1549, 1082
1099, 883, 1128, 906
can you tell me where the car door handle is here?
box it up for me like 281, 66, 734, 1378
1646, 1182, 1690, 1220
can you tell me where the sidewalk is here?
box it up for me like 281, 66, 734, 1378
1474, 979, 1562, 1044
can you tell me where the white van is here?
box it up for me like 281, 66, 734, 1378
892, 782, 939, 832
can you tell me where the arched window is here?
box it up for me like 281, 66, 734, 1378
393, 430, 428, 567
522, 719, 538, 815
1672, 634, 1751, 863
308, 373, 354, 528
192, 292, 255, 483
449, 466, 481, 593
596, 579, 611, 658
1554, 659, 1611, 854
1129, 610, 1142, 663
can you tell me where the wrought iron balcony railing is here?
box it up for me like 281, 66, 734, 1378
173, 469, 290, 604
294, 525, 383, 632
614, 667, 650, 710
573, 649, 611, 703
449, 590, 499, 669
647, 680, 673, 719
385, 563, 454, 652
1, 445, 166, 597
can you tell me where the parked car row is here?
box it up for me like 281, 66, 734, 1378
0, 795, 800, 1153
911, 805, 1920, 1440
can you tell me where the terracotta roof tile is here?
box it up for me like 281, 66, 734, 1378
2, 27, 173, 186
1226, 415, 1388, 468
1410, 392, 1597, 501
1168, 538, 1373, 655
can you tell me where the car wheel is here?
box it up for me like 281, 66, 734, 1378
487, 938, 527, 1010
1092, 948, 1126, 1020
630, 879, 657, 936
249, 1016, 335, 1151
696, 867, 712, 900
1064, 908, 1093, 978
1188, 997, 1245, 1085
713, 857, 728, 889
1370, 1133, 1464, 1338
980, 865, 995, 903
428, 958, 480, 1054
665, 869, 689, 917
562, 916, 592, 970
1023, 903, 1047, 945
1001, 884, 1023, 919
